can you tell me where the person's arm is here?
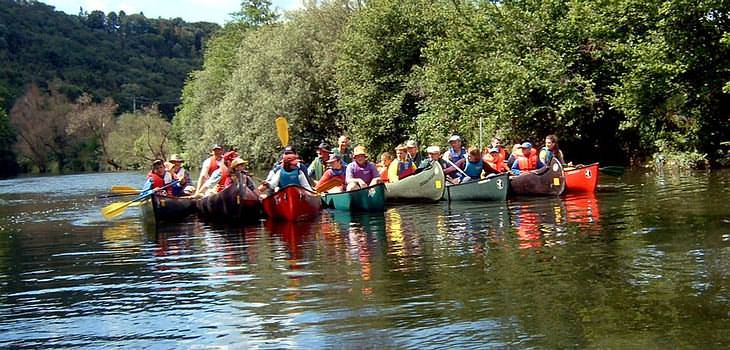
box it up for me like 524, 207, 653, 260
539, 149, 548, 165
387, 160, 399, 182
196, 159, 211, 192
511, 160, 522, 175
199, 169, 222, 193
141, 178, 153, 192
307, 160, 316, 178
345, 164, 355, 184
298, 171, 313, 191
268, 170, 281, 190
443, 158, 464, 175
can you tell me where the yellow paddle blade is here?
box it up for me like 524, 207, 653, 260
111, 185, 138, 193
101, 200, 134, 220
275, 116, 289, 147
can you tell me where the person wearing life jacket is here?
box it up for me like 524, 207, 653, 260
307, 142, 332, 182
345, 145, 382, 191
316, 154, 347, 193
223, 157, 258, 194
444, 147, 499, 183
262, 154, 313, 197
539, 134, 566, 165
195, 144, 224, 193
419, 145, 447, 169
483, 147, 510, 173
376, 152, 394, 182
511, 142, 544, 175
442, 134, 467, 165
485, 136, 508, 164
388, 144, 416, 182
165, 154, 192, 196
196, 150, 237, 196
265, 146, 310, 183
142, 159, 173, 196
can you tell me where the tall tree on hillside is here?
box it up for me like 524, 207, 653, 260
0, 101, 17, 178
232, 0, 279, 27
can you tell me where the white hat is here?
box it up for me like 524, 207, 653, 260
426, 146, 441, 153
448, 135, 461, 142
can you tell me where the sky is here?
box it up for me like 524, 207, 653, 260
41, 0, 303, 24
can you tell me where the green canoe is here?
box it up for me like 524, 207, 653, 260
443, 172, 509, 201
385, 161, 445, 202
324, 183, 386, 212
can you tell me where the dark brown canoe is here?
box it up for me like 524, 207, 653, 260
142, 194, 197, 224
197, 175, 261, 223
509, 158, 566, 196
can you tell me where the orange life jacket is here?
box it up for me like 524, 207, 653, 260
484, 152, 508, 173
216, 165, 229, 192
207, 156, 220, 176
147, 171, 172, 196
517, 148, 539, 171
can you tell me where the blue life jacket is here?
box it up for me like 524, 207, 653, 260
464, 160, 483, 178
278, 167, 301, 188
448, 147, 466, 164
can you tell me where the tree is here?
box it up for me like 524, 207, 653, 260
0, 101, 17, 178
66, 93, 118, 170
232, 0, 279, 27
107, 105, 172, 169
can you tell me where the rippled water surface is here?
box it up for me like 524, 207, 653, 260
1, 170, 730, 349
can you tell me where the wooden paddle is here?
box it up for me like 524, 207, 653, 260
101, 180, 178, 220
315, 177, 343, 193
111, 185, 138, 193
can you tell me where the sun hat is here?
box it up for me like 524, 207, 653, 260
353, 145, 367, 157
325, 154, 341, 163
211, 144, 223, 150
405, 140, 418, 148
283, 146, 296, 155
169, 154, 184, 162
426, 146, 441, 154
230, 157, 246, 169
448, 135, 461, 142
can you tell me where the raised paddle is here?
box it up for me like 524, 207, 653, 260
275, 115, 289, 147
443, 157, 471, 179
101, 180, 178, 220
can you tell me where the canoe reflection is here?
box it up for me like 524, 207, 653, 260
563, 192, 601, 230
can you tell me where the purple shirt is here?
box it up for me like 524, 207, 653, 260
346, 161, 380, 184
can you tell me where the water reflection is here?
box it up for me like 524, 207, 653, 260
3, 170, 730, 348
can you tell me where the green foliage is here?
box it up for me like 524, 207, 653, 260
335, 0, 446, 155
0, 0, 218, 117
174, 1, 352, 167
0, 104, 17, 178
171, 0, 729, 169
107, 107, 172, 169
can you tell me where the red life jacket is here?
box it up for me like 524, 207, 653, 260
147, 171, 171, 196
207, 156, 220, 176
517, 148, 539, 171
216, 165, 229, 192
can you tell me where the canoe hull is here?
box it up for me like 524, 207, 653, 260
509, 158, 566, 196
385, 162, 445, 202
142, 194, 197, 224
262, 185, 322, 221
324, 183, 386, 212
197, 179, 261, 223
443, 172, 509, 201
564, 163, 599, 193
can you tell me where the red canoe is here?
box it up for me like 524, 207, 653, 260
262, 185, 323, 221
564, 163, 599, 192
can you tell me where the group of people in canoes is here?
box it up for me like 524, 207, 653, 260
142, 133, 568, 197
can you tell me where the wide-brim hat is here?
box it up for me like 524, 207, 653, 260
230, 157, 246, 169
426, 146, 441, 154
353, 145, 367, 157
169, 154, 184, 162
405, 140, 418, 148
448, 135, 461, 142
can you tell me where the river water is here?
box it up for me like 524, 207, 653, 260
0, 170, 729, 349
